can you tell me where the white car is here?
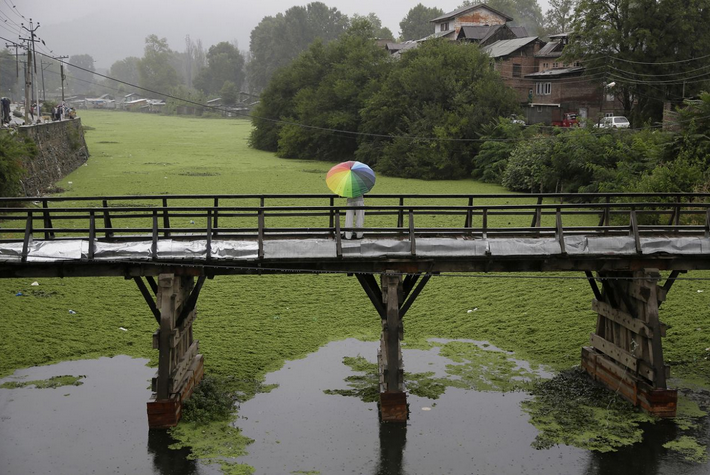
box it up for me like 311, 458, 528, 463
595, 116, 630, 129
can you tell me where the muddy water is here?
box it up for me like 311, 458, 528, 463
1, 344, 708, 475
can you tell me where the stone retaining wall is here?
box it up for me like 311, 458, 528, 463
15, 119, 89, 196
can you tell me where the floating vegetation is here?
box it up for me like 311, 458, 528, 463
169, 420, 254, 474
1, 374, 85, 389
438, 340, 538, 393
522, 368, 653, 452
663, 436, 708, 463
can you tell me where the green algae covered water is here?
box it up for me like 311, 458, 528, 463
1, 111, 709, 474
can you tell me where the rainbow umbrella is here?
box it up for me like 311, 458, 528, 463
326, 161, 376, 198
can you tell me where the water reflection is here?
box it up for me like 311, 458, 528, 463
377, 422, 407, 475
148, 429, 203, 475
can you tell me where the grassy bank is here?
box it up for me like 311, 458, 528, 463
1, 111, 708, 471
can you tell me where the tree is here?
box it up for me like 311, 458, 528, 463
193, 42, 246, 95
566, 0, 710, 124
1, 48, 22, 98
68, 54, 96, 94
247, 2, 349, 92
138, 35, 181, 95
399, 4, 443, 41
352, 13, 394, 39
250, 19, 392, 161
105, 57, 140, 95
356, 39, 520, 179
220, 80, 238, 106
544, 0, 577, 34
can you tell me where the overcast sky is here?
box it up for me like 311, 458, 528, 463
5, 0, 550, 69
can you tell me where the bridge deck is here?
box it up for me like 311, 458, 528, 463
2, 192, 710, 276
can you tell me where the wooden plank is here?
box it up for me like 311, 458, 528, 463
169, 340, 199, 394
589, 333, 638, 371
592, 299, 653, 337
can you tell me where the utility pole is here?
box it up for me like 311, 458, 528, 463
56, 56, 68, 102
21, 19, 40, 123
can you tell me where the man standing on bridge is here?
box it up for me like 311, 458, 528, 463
326, 161, 376, 240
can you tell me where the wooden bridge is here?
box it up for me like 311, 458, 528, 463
2, 192, 710, 427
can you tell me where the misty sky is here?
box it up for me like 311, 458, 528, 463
5, 0, 550, 69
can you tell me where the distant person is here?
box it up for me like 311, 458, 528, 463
1, 97, 10, 124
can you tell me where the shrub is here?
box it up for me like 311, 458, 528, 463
0, 133, 34, 197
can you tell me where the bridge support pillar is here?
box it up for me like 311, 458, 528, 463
582, 269, 677, 417
356, 271, 431, 422
379, 272, 407, 422
142, 273, 205, 429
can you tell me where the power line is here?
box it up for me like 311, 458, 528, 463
1, 0, 25, 21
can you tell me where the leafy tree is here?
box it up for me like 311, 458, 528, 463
356, 39, 520, 179
473, 119, 542, 183
544, 0, 577, 34
352, 13, 394, 39
220, 80, 238, 106
0, 48, 21, 97
250, 19, 392, 162
68, 54, 96, 94
182, 35, 206, 89
193, 42, 246, 95
399, 4, 444, 40
138, 35, 181, 95
565, 0, 710, 124
247, 2, 349, 92
105, 57, 140, 95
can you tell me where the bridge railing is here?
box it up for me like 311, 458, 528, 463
1, 193, 709, 260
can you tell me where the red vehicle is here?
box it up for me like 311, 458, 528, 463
551, 112, 579, 127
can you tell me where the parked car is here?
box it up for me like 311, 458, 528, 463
595, 116, 630, 129
551, 112, 579, 127
509, 115, 526, 125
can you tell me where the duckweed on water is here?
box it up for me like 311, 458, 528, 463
663, 436, 708, 463
2, 111, 710, 471
522, 369, 654, 452
0, 374, 85, 389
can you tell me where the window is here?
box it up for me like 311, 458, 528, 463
553, 62, 559, 68
543, 62, 549, 70
441, 22, 449, 31
536, 82, 551, 95
512, 64, 522, 78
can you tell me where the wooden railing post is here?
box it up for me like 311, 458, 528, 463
42, 199, 55, 239
102, 199, 113, 238
162, 198, 171, 238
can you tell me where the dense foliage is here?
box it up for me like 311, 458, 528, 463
247, 2, 350, 93
250, 20, 392, 161
251, 36, 520, 179
356, 39, 520, 179
475, 92, 710, 195
399, 4, 444, 41
0, 133, 35, 197
193, 42, 246, 96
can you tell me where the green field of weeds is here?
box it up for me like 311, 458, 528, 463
1, 111, 708, 471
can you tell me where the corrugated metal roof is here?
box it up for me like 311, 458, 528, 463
535, 41, 563, 57
509, 26, 528, 37
481, 37, 539, 58
459, 25, 496, 40
525, 66, 585, 78
431, 3, 513, 23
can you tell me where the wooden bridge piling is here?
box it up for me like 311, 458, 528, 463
146, 273, 204, 429
379, 272, 407, 422
582, 269, 677, 417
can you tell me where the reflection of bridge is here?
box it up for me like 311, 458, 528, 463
2, 192, 709, 427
